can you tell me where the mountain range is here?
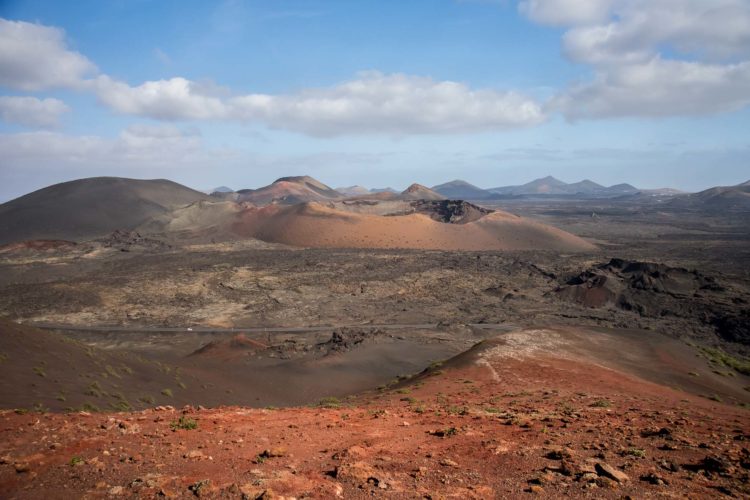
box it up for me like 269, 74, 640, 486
1, 175, 748, 246
431, 177, 640, 199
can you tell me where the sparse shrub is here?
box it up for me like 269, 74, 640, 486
446, 405, 468, 415
70, 456, 84, 466
33, 366, 46, 377
697, 346, 750, 376
104, 365, 121, 379
178, 381, 187, 389
109, 400, 132, 411
32, 402, 48, 413
170, 416, 198, 430
590, 399, 611, 408
428, 360, 444, 370
85, 382, 104, 397
624, 448, 646, 458
138, 395, 155, 405
81, 402, 101, 412
318, 396, 341, 409
56, 393, 66, 402
161, 388, 173, 397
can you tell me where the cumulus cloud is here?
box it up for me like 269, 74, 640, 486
90, 72, 545, 135
521, 0, 750, 118
229, 72, 546, 136
0, 96, 70, 128
0, 18, 96, 91
553, 58, 750, 118
91, 76, 230, 121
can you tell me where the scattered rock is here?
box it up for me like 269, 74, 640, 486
595, 462, 629, 483
545, 446, 574, 460
14, 462, 30, 473
641, 472, 668, 485
259, 447, 288, 459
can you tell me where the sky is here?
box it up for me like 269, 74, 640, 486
0, 0, 749, 201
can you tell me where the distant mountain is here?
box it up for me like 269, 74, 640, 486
431, 180, 491, 199
607, 183, 639, 194
0, 177, 210, 245
370, 187, 398, 193
668, 180, 750, 212
490, 176, 568, 195
566, 179, 605, 194
399, 183, 445, 201
210, 186, 234, 193
489, 176, 640, 197
336, 185, 371, 197
237, 175, 343, 205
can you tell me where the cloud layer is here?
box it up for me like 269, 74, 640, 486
0, 96, 70, 128
2, 4, 750, 134
519, 0, 750, 119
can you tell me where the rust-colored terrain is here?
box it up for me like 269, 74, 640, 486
1, 327, 748, 499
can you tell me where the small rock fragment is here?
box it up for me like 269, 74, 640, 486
595, 462, 629, 483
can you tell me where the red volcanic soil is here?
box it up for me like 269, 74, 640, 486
1, 328, 748, 498
231, 202, 597, 252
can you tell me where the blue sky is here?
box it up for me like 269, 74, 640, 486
0, 0, 749, 200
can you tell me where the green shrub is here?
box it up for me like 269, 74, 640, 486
318, 396, 341, 409
170, 416, 198, 430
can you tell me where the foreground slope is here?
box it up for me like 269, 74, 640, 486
0, 326, 747, 498
0, 177, 210, 244
0, 319, 197, 412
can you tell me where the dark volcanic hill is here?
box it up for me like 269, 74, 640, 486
668, 180, 750, 212
0, 177, 210, 245
431, 179, 491, 199
236, 175, 344, 205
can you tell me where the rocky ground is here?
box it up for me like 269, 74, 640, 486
1, 328, 748, 499
1, 204, 749, 498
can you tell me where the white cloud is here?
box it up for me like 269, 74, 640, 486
91, 72, 545, 135
0, 96, 70, 128
91, 76, 230, 121
552, 58, 750, 118
0, 18, 96, 91
559, 0, 750, 65
519, 0, 615, 26
520, 0, 750, 118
